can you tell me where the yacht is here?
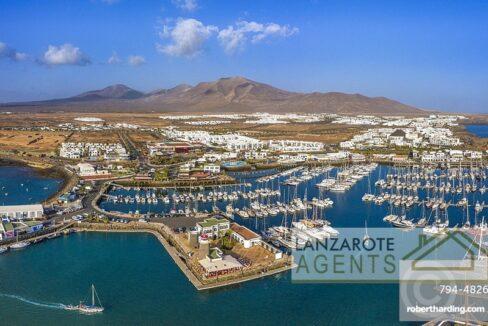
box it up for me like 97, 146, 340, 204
10, 241, 30, 250
423, 224, 447, 235
66, 284, 104, 314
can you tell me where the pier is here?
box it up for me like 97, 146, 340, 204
75, 221, 294, 291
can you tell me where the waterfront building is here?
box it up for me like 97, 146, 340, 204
13, 220, 44, 235
196, 217, 230, 239
230, 223, 261, 249
0, 204, 44, 220
420, 149, 484, 164
198, 247, 243, 278
203, 164, 221, 174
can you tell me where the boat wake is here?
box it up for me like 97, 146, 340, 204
0, 293, 66, 310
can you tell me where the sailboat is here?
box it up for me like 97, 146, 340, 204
9, 234, 30, 250
416, 201, 428, 227
66, 284, 104, 314
363, 220, 371, 245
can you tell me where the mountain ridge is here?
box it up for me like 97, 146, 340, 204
0, 76, 424, 114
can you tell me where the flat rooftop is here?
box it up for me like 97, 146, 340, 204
199, 255, 243, 273
0, 204, 44, 213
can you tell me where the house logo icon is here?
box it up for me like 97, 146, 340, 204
400, 231, 488, 281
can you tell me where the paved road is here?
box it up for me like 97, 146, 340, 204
49, 182, 102, 223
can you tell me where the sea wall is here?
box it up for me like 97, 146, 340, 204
76, 221, 293, 290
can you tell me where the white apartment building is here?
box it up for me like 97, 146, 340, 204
164, 129, 265, 151
203, 164, 221, 174
244, 150, 269, 160
59, 142, 129, 161
268, 140, 324, 152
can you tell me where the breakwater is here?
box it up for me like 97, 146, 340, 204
76, 221, 292, 290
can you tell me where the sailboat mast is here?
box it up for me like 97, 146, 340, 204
92, 284, 95, 306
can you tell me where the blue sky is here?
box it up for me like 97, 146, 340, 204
0, 0, 487, 112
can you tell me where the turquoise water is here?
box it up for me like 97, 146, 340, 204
0, 232, 402, 325
0, 166, 62, 205
466, 124, 488, 138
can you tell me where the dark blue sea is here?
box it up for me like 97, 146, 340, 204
466, 124, 488, 138
0, 166, 62, 205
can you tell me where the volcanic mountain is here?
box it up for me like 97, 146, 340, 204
0, 76, 423, 114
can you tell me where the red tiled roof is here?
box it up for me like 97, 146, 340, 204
230, 223, 260, 240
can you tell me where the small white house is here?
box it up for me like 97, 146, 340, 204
230, 223, 261, 249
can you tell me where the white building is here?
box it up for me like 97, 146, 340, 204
0, 204, 44, 220
76, 163, 96, 176
164, 129, 264, 151
268, 140, 324, 152
244, 150, 269, 160
203, 164, 221, 174
196, 217, 230, 239
230, 223, 261, 249
59, 142, 128, 161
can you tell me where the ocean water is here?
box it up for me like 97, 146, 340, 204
466, 124, 488, 138
0, 166, 62, 205
0, 232, 403, 325
2, 165, 487, 325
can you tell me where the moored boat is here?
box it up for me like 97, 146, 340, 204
9, 241, 30, 250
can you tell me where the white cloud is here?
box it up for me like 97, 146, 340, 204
108, 52, 121, 64
41, 44, 90, 66
218, 21, 298, 54
128, 55, 146, 66
172, 0, 197, 11
0, 42, 27, 62
157, 18, 217, 57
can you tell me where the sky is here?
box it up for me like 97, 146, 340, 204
0, 0, 487, 113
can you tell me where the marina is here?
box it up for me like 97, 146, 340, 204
4, 0, 488, 323
99, 163, 488, 251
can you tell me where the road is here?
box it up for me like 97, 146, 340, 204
49, 182, 102, 223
